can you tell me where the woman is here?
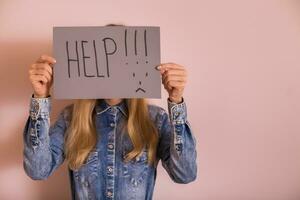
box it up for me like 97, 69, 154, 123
23, 54, 197, 200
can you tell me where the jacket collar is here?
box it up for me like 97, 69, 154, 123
95, 99, 128, 117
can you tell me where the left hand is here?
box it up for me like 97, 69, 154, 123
156, 63, 187, 104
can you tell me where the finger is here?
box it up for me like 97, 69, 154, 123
157, 67, 185, 76
155, 65, 167, 74
162, 74, 187, 82
29, 68, 52, 79
161, 69, 187, 77
31, 63, 53, 76
162, 69, 187, 79
32, 74, 50, 83
167, 81, 185, 88
36, 55, 56, 64
156, 63, 185, 71
157, 65, 186, 76
30, 74, 49, 84
30, 69, 52, 82
163, 75, 187, 85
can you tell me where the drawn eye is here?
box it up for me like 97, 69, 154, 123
133, 72, 135, 77
145, 72, 148, 77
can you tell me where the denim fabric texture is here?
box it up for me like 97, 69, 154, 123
23, 96, 197, 200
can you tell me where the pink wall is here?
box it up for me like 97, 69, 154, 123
1, 0, 300, 199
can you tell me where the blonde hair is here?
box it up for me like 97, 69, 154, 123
64, 99, 159, 170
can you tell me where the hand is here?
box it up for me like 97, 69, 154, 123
156, 63, 187, 103
28, 55, 56, 98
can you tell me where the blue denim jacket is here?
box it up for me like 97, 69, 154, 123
23, 96, 197, 200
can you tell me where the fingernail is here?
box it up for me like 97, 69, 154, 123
155, 65, 161, 70
54, 59, 57, 63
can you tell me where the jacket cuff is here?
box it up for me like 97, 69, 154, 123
29, 94, 51, 120
167, 97, 187, 125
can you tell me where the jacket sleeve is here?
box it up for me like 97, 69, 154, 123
23, 95, 69, 180
157, 98, 197, 184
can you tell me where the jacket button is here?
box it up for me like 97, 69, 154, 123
107, 166, 113, 173
108, 144, 114, 150
106, 191, 113, 197
110, 123, 115, 127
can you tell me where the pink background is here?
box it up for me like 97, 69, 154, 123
1, 0, 300, 199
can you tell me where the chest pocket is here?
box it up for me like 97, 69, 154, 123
122, 147, 150, 187
73, 149, 99, 185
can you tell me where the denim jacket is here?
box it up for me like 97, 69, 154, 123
23, 96, 197, 200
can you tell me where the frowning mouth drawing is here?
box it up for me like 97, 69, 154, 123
136, 87, 146, 93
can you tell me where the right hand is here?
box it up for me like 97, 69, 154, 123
29, 55, 56, 98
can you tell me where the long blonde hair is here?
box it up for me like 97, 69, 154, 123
64, 99, 159, 170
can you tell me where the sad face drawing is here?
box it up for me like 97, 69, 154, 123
132, 71, 149, 93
